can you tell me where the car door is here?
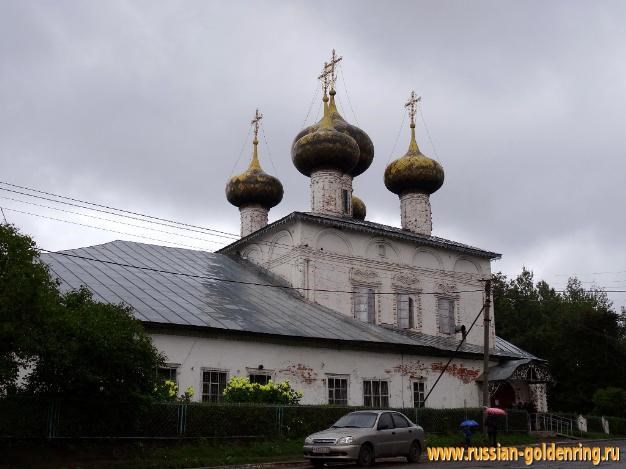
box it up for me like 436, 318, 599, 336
390, 412, 413, 456
373, 412, 396, 457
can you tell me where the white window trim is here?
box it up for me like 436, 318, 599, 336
412, 379, 426, 408
362, 378, 390, 407
352, 284, 378, 324
436, 296, 459, 335
200, 368, 229, 402
326, 374, 350, 406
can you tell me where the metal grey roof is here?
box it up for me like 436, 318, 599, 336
42, 240, 525, 358
218, 211, 501, 260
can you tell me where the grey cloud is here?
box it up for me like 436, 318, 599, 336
1, 0, 625, 306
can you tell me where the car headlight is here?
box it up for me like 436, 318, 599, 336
336, 436, 353, 445
305, 436, 314, 444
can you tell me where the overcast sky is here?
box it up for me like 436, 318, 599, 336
1, 0, 625, 308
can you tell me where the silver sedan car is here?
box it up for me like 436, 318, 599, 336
303, 410, 426, 467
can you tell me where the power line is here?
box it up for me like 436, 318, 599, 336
338, 65, 360, 126
0, 181, 239, 240
0, 195, 227, 246
39, 247, 485, 296
3, 207, 209, 251
0, 207, 7, 224
418, 101, 441, 162
386, 108, 407, 166
229, 123, 253, 177
423, 303, 486, 405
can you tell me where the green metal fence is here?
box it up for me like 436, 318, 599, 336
0, 397, 528, 439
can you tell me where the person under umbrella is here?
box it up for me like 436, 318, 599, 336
460, 419, 479, 446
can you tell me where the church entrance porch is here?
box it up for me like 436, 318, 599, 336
477, 359, 553, 413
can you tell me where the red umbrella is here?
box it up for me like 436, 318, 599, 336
485, 407, 506, 415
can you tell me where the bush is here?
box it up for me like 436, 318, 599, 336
606, 416, 626, 436
592, 387, 626, 418
223, 377, 302, 405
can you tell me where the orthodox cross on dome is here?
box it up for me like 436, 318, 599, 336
251, 108, 263, 142
405, 90, 422, 126
318, 49, 343, 94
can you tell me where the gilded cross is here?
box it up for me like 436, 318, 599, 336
251, 108, 263, 141
405, 91, 421, 126
317, 49, 343, 93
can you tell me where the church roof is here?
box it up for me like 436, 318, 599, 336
217, 211, 501, 260
42, 240, 523, 359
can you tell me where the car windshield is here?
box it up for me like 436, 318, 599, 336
332, 412, 378, 428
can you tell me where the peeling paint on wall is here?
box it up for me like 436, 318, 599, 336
390, 361, 429, 379
431, 362, 480, 384
279, 363, 318, 384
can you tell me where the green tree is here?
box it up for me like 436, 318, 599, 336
592, 387, 626, 417
0, 223, 164, 400
0, 224, 59, 392
493, 268, 626, 413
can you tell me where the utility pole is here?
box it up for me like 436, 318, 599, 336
482, 278, 492, 409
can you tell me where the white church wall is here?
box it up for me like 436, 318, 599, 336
231, 220, 495, 347
151, 332, 493, 408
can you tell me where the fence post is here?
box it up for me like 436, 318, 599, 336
177, 404, 187, 437
47, 400, 57, 439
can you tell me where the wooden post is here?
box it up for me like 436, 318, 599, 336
482, 279, 492, 409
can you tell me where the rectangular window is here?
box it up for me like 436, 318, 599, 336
363, 380, 389, 408
397, 294, 415, 329
342, 189, 349, 213
354, 287, 376, 324
413, 381, 425, 408
157, 366, 178, 386
202, 370, 228, 402
248, 373, 271, 385
328, 376, 349, 405
437, 298, 456, 334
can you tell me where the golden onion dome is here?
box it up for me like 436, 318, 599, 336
384, 122, 444, 196
292, 90, 373, 177
352, 195, 366, 220
226, 137, 283, 209
292, 94, 360, 176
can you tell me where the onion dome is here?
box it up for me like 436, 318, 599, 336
352, 195, 366, 220
384, 122, 444, 196
292, 90, 373, 177
226, 136, 283, 209
292, 94, 360, 176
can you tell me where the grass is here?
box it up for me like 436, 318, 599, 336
2, 438, 305, 469
5, 431, 620, 468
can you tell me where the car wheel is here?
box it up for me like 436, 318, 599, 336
406, 440, 422, 463
357, 443, 374, 467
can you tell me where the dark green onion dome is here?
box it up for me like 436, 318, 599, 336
292, 94, 360, 177
292, 90, 372, 176
226, 138, 283, 209
352, 195, 366, 220
384, 123, 444, 196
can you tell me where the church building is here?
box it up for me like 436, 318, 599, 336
42, 52, 551, 411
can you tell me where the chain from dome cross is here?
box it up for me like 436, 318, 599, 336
251, 108, 263, 142
317, 49, 342, 94
405, 91, 421, 126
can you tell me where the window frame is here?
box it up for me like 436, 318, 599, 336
353, 285, 377, 324
157, 364, 179, 386
327, 374, 349, 406
363, 379, 390, 408
437, 297, 457, 335
413, 380, 426, 408
396, 293, 416, 329
201, 368, 229, 403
